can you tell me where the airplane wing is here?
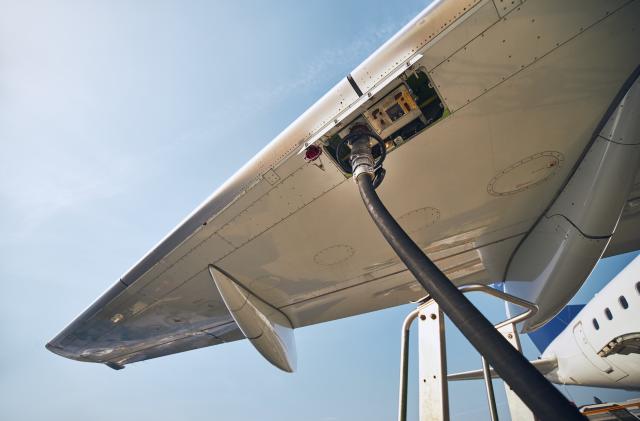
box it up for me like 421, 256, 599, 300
47, 0, 640, 369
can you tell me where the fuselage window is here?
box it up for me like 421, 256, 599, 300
605, 307, 613, 320
593, 318, 600, 330
637, 281, 640, 295
619, 295, 629, 309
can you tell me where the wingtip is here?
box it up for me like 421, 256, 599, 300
45, 340, 60, 354
44, 339, 83, 362
45, 340, 68, 358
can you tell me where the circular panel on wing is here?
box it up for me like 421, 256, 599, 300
313, 245, 355, 266
397, 207, 440, 234
397, 207, 440, 247
487, 151, 564, 197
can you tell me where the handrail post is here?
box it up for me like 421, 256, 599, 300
418, 299, 449, 421
482, 356, 499, 421
498, 322, 535, 421
398, 309, 419, 421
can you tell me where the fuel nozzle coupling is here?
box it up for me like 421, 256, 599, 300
348, 125, 376, 181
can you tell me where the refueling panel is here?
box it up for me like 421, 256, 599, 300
323, 69, 447, 174
364, 84, 423, 139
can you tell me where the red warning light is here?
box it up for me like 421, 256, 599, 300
304, 144, 322, 162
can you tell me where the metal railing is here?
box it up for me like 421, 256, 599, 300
397, 284, 538, 421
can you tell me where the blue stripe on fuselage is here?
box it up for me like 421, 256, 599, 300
528, 304, 585, 353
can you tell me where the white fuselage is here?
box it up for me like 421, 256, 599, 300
542, 256, 640, 390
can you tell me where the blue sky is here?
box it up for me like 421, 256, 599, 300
1, 1, 638, 420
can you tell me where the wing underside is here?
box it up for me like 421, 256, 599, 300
47, 0, 640, 368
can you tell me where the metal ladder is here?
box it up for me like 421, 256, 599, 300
397, 284, 539, 421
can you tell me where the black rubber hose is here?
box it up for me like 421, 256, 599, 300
355, 172, 585, 421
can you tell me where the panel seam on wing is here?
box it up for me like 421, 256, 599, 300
428, 0, 634, 114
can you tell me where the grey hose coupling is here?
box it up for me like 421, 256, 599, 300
349, 135, 375, 181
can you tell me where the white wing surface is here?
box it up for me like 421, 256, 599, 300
47, 0, 640, 369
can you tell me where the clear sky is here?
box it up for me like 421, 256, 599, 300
1, 1, 638, 420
